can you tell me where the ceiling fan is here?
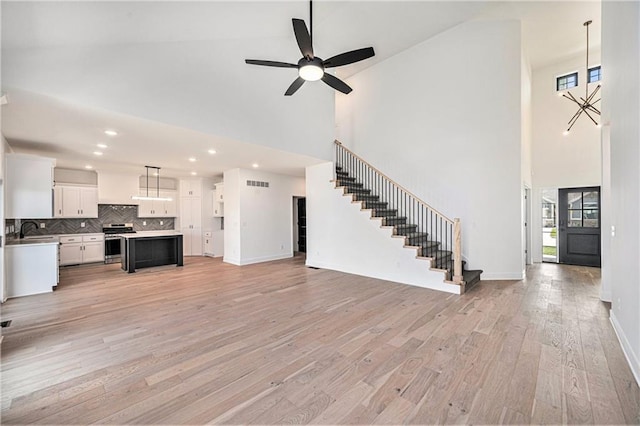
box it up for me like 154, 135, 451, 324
245, 0, 375, 96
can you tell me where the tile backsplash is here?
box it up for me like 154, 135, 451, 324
6, 204, 175, 239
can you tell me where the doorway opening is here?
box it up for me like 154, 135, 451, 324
541, 189, 558, 263
293, 197, 306, 253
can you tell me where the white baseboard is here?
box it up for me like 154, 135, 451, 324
600, 289, 612, 302
479, 272, 525, 280
610, 311, 640, 387
237, 253, 292, 266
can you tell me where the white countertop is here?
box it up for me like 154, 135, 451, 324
120, 230, 182, 239
6, 236, 60, 247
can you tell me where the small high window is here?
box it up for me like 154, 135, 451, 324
557, 72, 578, 91
588, 65, 601, 83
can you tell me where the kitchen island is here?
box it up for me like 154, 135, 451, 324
120, 231, 183, 273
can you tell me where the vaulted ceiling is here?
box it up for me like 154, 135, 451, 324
1, 1, 601, 177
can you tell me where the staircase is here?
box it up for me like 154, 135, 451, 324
334, 141, 482, 292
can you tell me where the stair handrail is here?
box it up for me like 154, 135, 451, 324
334, 140, 464, 285
334, 141, 454, 224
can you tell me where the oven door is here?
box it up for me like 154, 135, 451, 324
104, 237, 122, 262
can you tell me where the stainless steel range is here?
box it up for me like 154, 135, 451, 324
103, 223, 136, 264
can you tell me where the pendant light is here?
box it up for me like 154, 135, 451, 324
131, 166, 172, 201
561, 20, 601, 134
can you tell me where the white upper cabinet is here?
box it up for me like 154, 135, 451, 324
59, 186, 98, 218
213, 183, 224, 217
180, 179, 202, 197
214, 183, 224, 202
53, 186, 64, 218
137, 190, 177, 217
5, 154, 55, 218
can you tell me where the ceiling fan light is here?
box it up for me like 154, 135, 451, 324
299, 64, 324, 81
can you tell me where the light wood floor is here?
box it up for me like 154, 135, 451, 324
1, 256, 639, 425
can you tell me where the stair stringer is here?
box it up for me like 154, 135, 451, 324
305, 163, 462, 295
341, 188, 466, 293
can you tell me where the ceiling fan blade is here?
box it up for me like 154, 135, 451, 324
323, 47, 375, 68
285, 77, 306, 96
245, 59, 298, 68
292, 18, 314, 59
321, 73, 352, 94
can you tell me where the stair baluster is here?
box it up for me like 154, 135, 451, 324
334, 140, 464, 285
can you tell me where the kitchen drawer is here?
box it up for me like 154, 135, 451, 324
60, 236, 82, 244
82, 234, 104, 242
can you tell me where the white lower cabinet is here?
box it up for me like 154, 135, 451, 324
59, 234, 105, 265
182, 226, 202, 256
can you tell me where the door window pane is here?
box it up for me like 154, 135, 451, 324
567, 192, 583, 209
583, 209, 599, 227
583, 191, 599, 208
568, 214, 582, 227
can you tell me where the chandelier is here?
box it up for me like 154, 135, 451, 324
561, 20, 601, 134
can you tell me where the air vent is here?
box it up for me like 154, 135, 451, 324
247, 180, 269, 188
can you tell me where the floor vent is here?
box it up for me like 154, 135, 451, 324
1, 320, 12, 328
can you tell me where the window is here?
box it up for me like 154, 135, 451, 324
557, 72, 578, 91
588, 65, 601, 83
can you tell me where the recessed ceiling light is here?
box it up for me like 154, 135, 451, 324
104, 130, 118, 136
97, 143, 108, 149
85, 165, 93, 169
191, 171, 197, 176
208, 149, 217, 155
93, 151, 103, 156
188, 157, 196, 162
252, 163, 259, 168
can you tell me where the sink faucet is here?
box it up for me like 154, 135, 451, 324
19, 221, 39, 239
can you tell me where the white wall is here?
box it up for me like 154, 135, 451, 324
336, 19, 524, 279
223, 168, 304, 266
531, 51, 602, 189
602, 0, 640, 385
306, 163, 461, 294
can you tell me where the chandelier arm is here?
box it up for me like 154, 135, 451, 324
565, 91, 581, 103
584, 104, 601, 115
567, 107, 585, 126
563, 93, 584, 107
581, 86, 601, 104
567, 109, 585, 131
588, 85, 602, 101
581, 107, 599, 125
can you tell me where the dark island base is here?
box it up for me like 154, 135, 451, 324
122, 235, 184, 273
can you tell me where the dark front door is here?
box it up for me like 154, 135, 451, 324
297, 198, 306, 253
558, 187, 601, 267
